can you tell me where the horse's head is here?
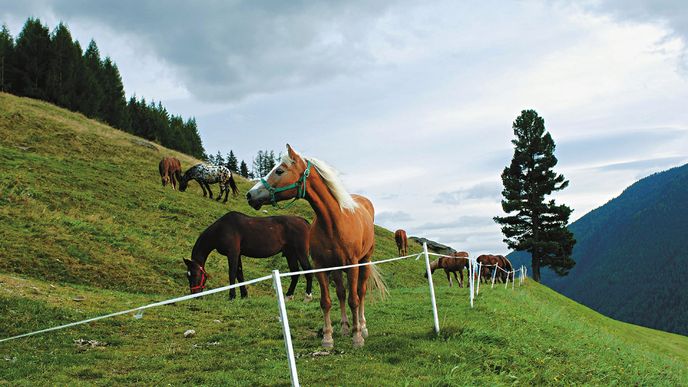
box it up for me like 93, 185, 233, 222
183, 258, 209, 294
246, 144, 309, 210
161, 175, 170, 187
178, 176, 188, 192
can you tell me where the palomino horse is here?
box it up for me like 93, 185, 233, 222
159, 157, 182, 189
394, 229, 408, 256
425, 251, 469, 287
246, 144, 386, 348
179, 164, 239, 203
183, 211, 313, 300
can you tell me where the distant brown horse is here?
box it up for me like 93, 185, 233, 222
247, 144, 387, 348
394, 229, 408, 256
183, 211, 313, 300
425, 251, 470, 287
477, 254, 513, 283
159, 157, 182, 189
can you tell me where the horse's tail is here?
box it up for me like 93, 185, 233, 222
228, 173, 239, 196
367, 264, 389, 301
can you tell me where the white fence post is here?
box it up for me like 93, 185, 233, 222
423, 243, 440, 335
504, 268, 509, 289
272, 270, 300, 387
476, 262, 482, 295
468, 259, 474, 308
491, 265, 497, 288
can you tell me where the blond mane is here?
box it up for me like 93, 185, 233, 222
281, 154, 358, 211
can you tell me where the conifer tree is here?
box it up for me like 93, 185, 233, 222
226, 150, 238, 172
79, 40, 105, 118
47, 23, 81, 109
0, 24, 13, 92
494, 109, 576, 281
239, 160, 250, 178
214, 151, 224, 166
13, 18, 51, 99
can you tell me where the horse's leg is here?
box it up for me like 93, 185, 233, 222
446, 269, 452, 287
296, 252, 314, 302
453, 271, 460, 287
315, 272, 334, 348
170, 173, 177, 190
204, 182, 213, 199
332, 271, 349, 336
237, 256, 248, 298
357, 257, 372, 339
198, 179, 208, 197
222, 183, 230, 203
227, 253, 239, 300
284, 254, 300, 301
346, 266, 363, 348
459, 269, 464, 288
216, 183, 224, 201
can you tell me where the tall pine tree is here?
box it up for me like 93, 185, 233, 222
226, 150, 238, 172
13, 18, 51, 99
47, 23, 81, 109
239, 160, 250, 178
494, 109, 576, 282
0, 24, 13, 92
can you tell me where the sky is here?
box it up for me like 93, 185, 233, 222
2, 1, 687, 255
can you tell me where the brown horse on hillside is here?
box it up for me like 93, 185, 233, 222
183, 211, 313, 300
159, 157, 182, 189
394, 229, 408, 256
425, 251, 470, 287
477, 254, 513, 283
246, 144, 386, 348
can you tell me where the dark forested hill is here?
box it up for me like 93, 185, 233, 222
509, 164, 688, 335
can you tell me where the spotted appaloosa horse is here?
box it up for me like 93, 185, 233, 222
159, 157, 182, 189
394, 229, 408, 256
183, 211, 313, 300
425, 251, 470, 287
179, 164, 239, 203
246, 144, 387, 349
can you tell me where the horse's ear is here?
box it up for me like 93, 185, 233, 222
286, 144, 299, 160
183, 258, 192, 267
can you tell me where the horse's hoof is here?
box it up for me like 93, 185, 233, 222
303, 293, 313, 303
322, 336, 334, 348
361, 326, 369, 338
341, 323, 350, 336
285, 295, 295, 302
352, 334, 364, 348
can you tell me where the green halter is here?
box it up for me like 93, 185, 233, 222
260, 160, 312, 209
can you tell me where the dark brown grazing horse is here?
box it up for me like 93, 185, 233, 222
425, 251, 470, 287
159, 157, 182, 189
183, 211, 313, 300
394, 229, 408, 256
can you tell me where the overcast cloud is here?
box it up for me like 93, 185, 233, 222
2, 1, 687, 255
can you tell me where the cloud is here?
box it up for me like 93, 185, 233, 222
14, 0, 397, 102
415, 216, 496, 231
577, 0, 688, 70
434, 181, 502, 205
375, 210, 413, 224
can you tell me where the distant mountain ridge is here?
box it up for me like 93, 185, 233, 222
509, 163, 688, 335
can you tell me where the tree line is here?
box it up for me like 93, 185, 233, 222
0, 18, 205, 159
206, 149, 282, 180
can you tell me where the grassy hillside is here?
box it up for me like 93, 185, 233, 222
509, 164, 688, 336
1, 93, 686, 385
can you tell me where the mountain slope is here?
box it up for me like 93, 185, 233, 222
509, 164, 688, 335
1, 93, 686, 385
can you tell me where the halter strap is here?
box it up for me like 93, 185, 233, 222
190, 265, 209, 292
260, 161, 312, 209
